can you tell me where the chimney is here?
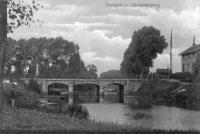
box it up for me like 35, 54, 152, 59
193, 35, 196, 46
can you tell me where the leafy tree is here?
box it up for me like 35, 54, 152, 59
7, 0, 43, 33
86, 64, 98, 79
0, 1, 7, 128
28, 79, 41, 94
0, 0, 42, 129
67, 53, 87, 78
47, 37, 78, 78
120, 26, 168, 77
5, 37, 98, 79
4, 38, 17, 77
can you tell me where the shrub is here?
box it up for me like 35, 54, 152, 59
4, 81, 39, 109
65, 104, 89, 119
15, 90, 39, 109
39, 104, 89, 119
28, 79, 41, 94
171, 72, 193, 82
38, 103, 64, 113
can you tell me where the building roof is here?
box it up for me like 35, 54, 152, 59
156, 69, 170, 74
180, 44, 200, 56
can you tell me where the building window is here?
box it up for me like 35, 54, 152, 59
187, 63, 190, 72
183, 64, 185, 72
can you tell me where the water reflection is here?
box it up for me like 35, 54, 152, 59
74, 93, 121, 104
80, 95, 200, 131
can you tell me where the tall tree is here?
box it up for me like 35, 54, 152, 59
120, 26, 168, 77
5, 37, 98, 79
0, 0, 7, 130
0, 0, 42, 130
7, 0, 43, 33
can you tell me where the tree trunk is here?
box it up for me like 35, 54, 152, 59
0, 0, 7, 131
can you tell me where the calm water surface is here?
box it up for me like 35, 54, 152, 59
82, 102, 200, 131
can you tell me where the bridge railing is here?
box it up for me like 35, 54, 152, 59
20, 77, 143, 81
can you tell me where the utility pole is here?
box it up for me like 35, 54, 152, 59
0, 0, 7, 132
169, 28, 173, 78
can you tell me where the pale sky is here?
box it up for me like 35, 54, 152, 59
9, 0, 200, 74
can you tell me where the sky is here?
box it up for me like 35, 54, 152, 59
9, 0, 200, 74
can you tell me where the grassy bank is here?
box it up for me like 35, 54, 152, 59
135, 79, 200, 110
2, 107, 200, 134
135, 79, 181, 104
2, 106, 133, 131
136, 79, 181, 97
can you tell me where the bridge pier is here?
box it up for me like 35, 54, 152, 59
99, 84, 104, 96
42, 79, 47, 93
68, 84, 73, 105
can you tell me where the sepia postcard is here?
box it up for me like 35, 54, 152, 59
0, 0, 199, 133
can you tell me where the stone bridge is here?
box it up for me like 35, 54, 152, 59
21, 78, 144, 104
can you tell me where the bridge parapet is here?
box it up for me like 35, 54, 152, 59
20, 78, 143, 95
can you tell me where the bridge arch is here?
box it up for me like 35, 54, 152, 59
47, 83, 69, 95
73, 83, 100, 103
101, 82, 125, 103
46, 80, 70, 87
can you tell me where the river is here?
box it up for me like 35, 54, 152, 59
81, 96, 200, 131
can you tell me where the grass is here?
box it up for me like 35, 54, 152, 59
1, 106, 200, 134
1, 130, 200, 134
2, 106, 130, 131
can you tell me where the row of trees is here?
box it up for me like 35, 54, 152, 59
5, 37, 97, 79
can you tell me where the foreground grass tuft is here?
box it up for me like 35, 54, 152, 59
1, 129, 200, 134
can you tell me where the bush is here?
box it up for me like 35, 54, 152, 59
38, 103, 64, 113
28, 79, 41, 94
4, 81, 39, 109
171, 72, 193, 82
39, 104, 89, 119
65, 104, 89, 119
15, 90, 39, 109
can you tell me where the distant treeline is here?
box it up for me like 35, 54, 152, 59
5, 37, 97, 79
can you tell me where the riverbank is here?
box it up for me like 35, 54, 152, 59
2, 106, 200, 134
135, 79, 200, 110
2, 106, 122, 130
